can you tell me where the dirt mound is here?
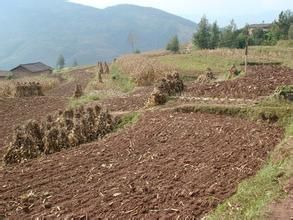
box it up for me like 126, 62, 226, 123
146, 71, 184, 107
197, 68, 216, 83
0, 111, 283, 218
3, 104, 116, 164
15, 82, 44, 97
186, 65, 293, 99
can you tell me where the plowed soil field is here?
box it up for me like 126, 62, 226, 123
0, 111, 283, 219
186, 65, 293, 99
0, 97, 66, 158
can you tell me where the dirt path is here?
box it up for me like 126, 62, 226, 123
46, 68, 96, 97
266, 137, 293, 220
0, 111, 283, 219
268, 191, 293, 220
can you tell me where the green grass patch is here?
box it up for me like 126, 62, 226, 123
111, 65, 135, 93
157, 51, 242, 74
176, 98, 293, 128
181, 75, 198, 82
68, 94, 100, 108
155, 45, 293, 75
114, 112, 140, 131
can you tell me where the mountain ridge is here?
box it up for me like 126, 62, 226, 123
0, 0, 197, 69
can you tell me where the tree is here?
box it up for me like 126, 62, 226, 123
235, 33, 246, 48
166, 35, 180, 53
134, 49, 141, 54
56, 54, 65, 69
193, 15, 211, 49
219, 20, 238, 48
72, 59, 78, 67
210, 22, 220, 49
251, 28, 265, 45
277, 10, 293, 39
288, 24, 293, 39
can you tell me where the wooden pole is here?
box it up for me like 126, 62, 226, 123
245, 37, 248, 74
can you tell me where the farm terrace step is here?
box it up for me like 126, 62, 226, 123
186, 65, 293, 99
0, 111, 283, 218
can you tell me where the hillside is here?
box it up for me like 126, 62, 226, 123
0, 0, 196, 69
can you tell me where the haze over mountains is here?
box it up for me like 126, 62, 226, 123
0, 0, 197, 69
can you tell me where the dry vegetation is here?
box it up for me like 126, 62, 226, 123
4, 104, 115, 164
115, 54, 176, 86
0, 76, 60, 97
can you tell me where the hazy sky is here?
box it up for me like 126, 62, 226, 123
69, 0, 292, 26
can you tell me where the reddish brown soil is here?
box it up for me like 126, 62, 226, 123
0, 111, 283, 219
0, 67, 96, 159
100, 86, 153, 111
46, 68, 95, 97
0, 97, 67, 158
186, 65, 293, 99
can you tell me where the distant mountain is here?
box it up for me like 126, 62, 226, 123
0, 0, 197, 69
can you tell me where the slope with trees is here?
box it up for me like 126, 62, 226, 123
193, 10, 293, 49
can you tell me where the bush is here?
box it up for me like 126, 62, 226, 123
166, 35, 180, 53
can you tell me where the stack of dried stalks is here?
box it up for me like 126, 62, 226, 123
146, 71, 184, 107
4, 104, 116, 164
0, 77, 60, 98
14, 82, 44, 97
73, 84, 83, 98
197, 68, 217, 84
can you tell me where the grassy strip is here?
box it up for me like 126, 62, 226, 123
175, 100, 292, 219
156, 46, 293, 75
114, 112, 140, 131
157, 51, 241, 74
53, 64, 95, 74
68, 94, 100, 108
175, 101, 292, 129
207, 158, 289, 220
111, 65, 135, 93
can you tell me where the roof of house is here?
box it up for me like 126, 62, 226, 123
10, 62, 53, 73
0, 70, 12, 77
248, 23, 272, 29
